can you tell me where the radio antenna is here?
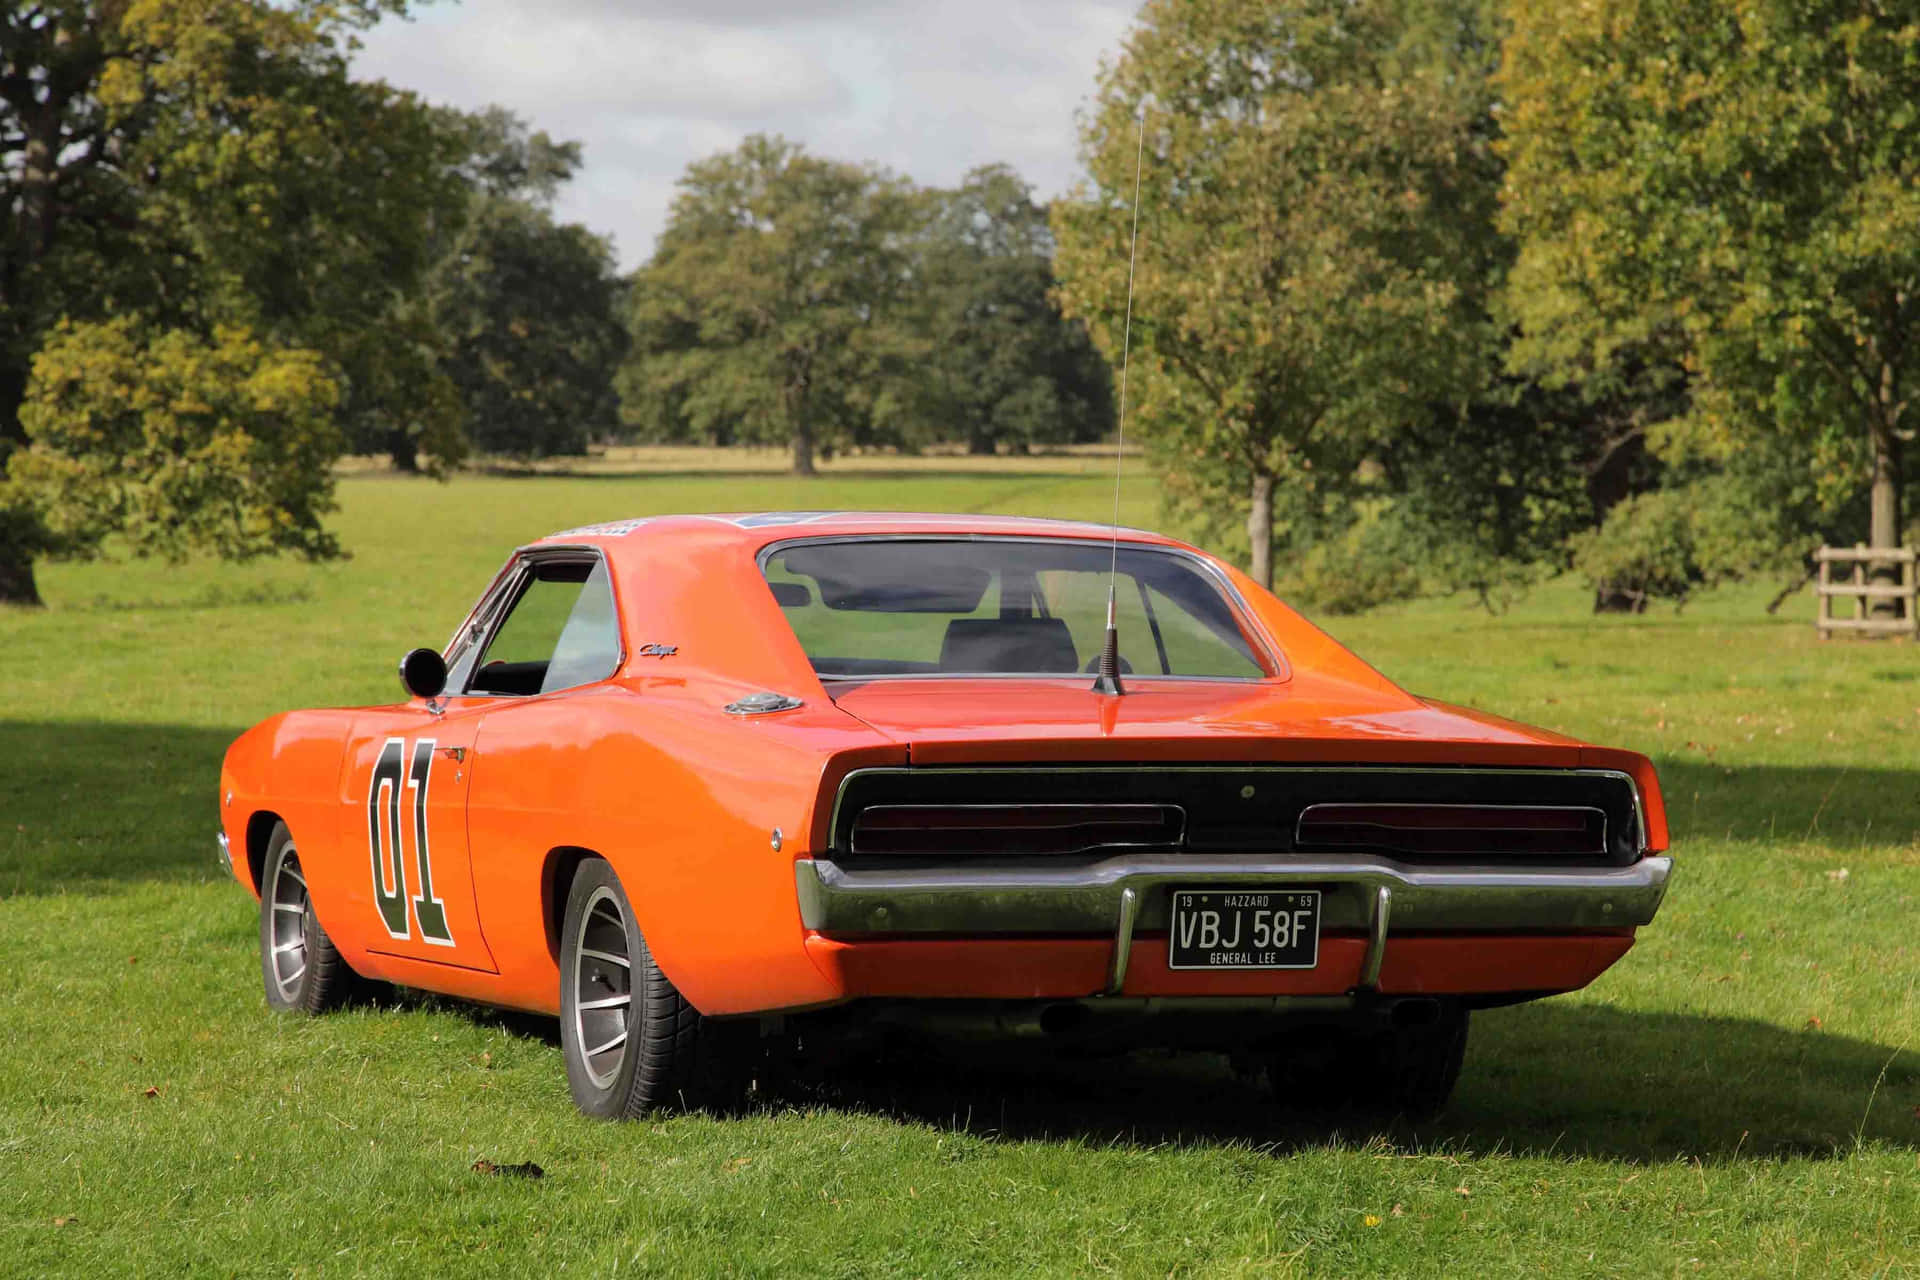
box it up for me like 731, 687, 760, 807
1093, 103, 1147, 698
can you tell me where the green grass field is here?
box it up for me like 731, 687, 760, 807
4, 456, 1918, 1275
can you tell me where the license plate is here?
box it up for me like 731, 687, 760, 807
1167, 889, 1320, 970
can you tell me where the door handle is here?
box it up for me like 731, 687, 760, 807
435, 746, 467, 763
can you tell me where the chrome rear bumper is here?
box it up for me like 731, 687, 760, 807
796, 853, 1672, 935
216, 831, 233, 875
795, 853, 1673, 995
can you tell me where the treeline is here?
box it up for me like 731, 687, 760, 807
622, 0, 1920, 614
6, 0, 1915, 614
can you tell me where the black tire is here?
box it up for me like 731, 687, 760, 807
259, 822, 352, 1014
1362, 1005, 1470, 1121
558, 858, 751, 1118
1267, 1006, 1470, 1121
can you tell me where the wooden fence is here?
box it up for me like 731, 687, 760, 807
1815, 545, 1918, 638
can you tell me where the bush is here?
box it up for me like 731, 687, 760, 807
1568, 490, 1702, 611
1278, 511, 1424, 615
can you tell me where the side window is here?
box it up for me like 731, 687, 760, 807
542, 561, 621, 692
467, 560, 621, 695
442, 563, 517, 691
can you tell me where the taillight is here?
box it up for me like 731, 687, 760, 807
851, 803, 1184, 856
1294, 803, 1606, 857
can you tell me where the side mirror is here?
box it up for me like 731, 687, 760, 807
399, 647, 448, 700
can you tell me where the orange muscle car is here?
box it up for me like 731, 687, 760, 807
218, 512, 1672, 1119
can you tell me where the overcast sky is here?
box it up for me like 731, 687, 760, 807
352, 0, 1141, 270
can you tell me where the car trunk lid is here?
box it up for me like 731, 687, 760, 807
825, 675, 1588, 768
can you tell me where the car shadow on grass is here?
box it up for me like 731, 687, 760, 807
772, 1000, 1919, 1164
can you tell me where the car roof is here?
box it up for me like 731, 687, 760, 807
526, 511, 1188, 555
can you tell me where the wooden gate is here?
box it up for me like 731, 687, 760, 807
1815, 546, 1918, 638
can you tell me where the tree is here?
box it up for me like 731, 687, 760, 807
1368, 346, 1692, 611
330, 106, 589, 472
419, 107, 625, 461
1052, 0, 1501, 587
0, 0, 466, 603
909, 166, 1113, 454
1501, 0, 1920, 587
431, 199, 627, 459
17, 319, 343, 563
621, 135, 918, 474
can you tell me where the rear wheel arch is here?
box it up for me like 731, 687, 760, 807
245, 810, 286, 896
542, 846, 599, 964
542, 846, 703, 1008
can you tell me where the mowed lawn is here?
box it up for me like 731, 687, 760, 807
3, 456, 1918, 1276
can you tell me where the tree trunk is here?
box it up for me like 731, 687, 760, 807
1593, 586, 1646, 614
791, 404, 816, 477
388, 428, 420, 474
1246, 472, 1274, 590
1869, 424, 1901, 549
1584, 428, 1645, 524
0, 541, 42, 607
1869, 367, 1905, 618
0, 363, 43, 605
967, 431, 996, 456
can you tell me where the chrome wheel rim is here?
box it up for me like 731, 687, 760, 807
267, 849, 312, 1002
571, 886, 633, 1091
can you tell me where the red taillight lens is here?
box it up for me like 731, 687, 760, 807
851, 804, 1183, 855
1294, 804, 1606, 856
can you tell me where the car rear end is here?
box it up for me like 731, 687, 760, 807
793, 756, 1669, 1043
743, 520, 1671, 1110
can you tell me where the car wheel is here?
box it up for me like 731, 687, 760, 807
259, 822, 351, 1014
1265, 1005, 1469, 1121
559, 858, 750, 1118
1368, 1004, 1469, 1121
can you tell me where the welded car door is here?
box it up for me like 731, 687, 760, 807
340, 703, 497, 972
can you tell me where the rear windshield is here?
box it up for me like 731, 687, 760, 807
763, 539, 1271, 680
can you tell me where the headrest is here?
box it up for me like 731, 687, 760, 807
938, 617, 1079, 674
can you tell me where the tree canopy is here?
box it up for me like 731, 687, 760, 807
18, 319, 343, 564
1500, 0, 1920, 570
906, 166, 1113, 455
427, 107, 626, 461
0, 0, 464, 603
622, 135, 919, 474
1052, 0, 1502, 588
622, 141, 1117, 471
432, 199, 627, 460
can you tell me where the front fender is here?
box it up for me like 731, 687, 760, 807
219, 710, 355, 900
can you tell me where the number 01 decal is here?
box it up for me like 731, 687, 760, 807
366, 737, 455, 945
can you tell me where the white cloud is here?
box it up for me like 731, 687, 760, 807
353, 0, 1139, 269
